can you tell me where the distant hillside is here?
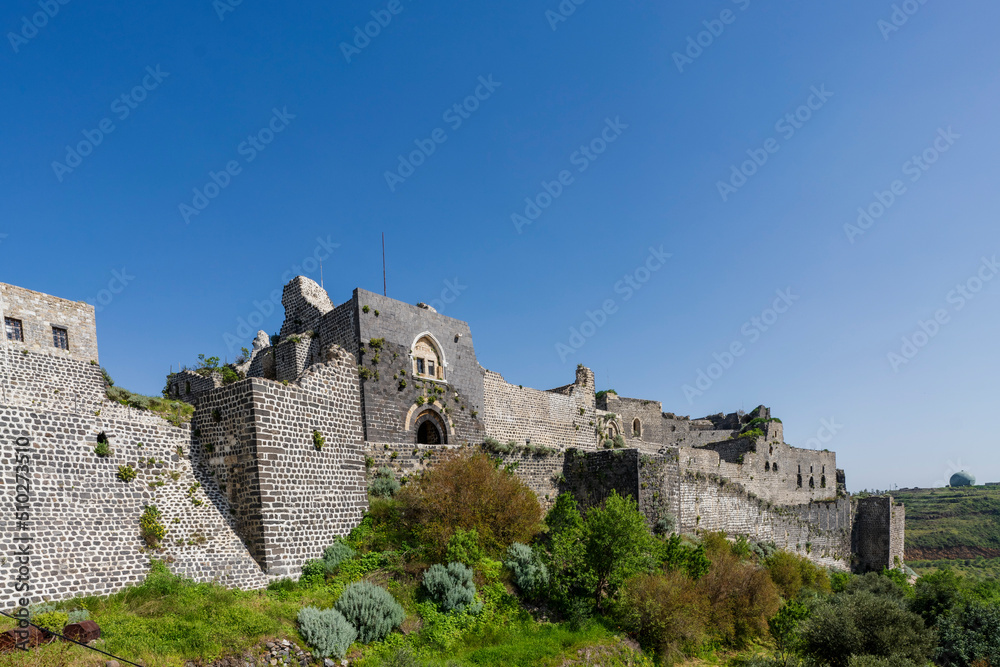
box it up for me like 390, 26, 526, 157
894, 486, 1000, 560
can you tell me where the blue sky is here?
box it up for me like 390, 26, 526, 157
3, 0, 998, 491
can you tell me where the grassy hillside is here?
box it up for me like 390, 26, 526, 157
894, 486, 1000, 577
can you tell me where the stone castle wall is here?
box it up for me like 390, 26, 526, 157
852, 496, 906, 573
0, 283, 99, 364
0, 398, 268, 609
482, 369, 602, 450
192, 349, 369, 577
0, 347, 105, 412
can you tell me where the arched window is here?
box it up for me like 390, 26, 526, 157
414, 409, 447, 445
809, 476, 815, 489
413, 336, 443, 380
821, 475, 827, 488
797, 474, 803, 488
773, 462, 779, 473
632, 418, 641, 437
765, 461, 771, 472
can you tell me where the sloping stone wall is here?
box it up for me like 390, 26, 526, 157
0, 349, 104, 412
0, 401, 268, 609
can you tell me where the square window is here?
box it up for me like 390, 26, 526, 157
52, 326, 69, 350
5, 317, 23, 342
416, 358, 425, 374
428, 361, 435, 376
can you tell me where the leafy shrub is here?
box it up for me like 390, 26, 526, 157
615, 571, 707, 663
766, 550, 831, 599
334, 581, 405, 643
696, 546, 781, 648
445, 528, 484, 566
659, 534, 711, 581
423, 562, 481, 613
935, 600, 1000, 667
584, 491, 658, 608
911, 568, 964, 626
32, 610, 68, 632
312, 430, 325, 451
140, 505, 166, 547
505, 542, 550, 599
398, 450, 542, 557
300, 559, 327, 586
653, 514, 676, 536
296, 606, 357, 659
117, 464, 137, 482
769, 598, 810, 656
128, 394, 152, 410
321, 539, 355, 572
368, 466, 400, 498
94, 439, 111, 457
847, 656, 920, 667
67, 609, 89, 624
101, 367, 115, 387
799, 590, 935, 667
107, 386, 129, 403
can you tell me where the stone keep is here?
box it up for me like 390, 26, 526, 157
0, 277, 905, 609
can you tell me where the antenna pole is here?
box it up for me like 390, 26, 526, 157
382, 232, 387, 296
320, 259, 324, 289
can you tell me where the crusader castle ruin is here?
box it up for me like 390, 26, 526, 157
0, 278, 905, 607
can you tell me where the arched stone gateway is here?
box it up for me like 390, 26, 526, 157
415, 409, 447, 445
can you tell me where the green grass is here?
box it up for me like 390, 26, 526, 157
893, 486, 1000, 552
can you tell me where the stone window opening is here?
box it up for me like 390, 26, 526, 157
773, 462, 779, 473
809, 476, 815, 489
765, 461, 770, 472
412, 336, 444, 381
797, 474, 803, 488
96, 432, 109, 446
769, 444, 773, 454
632, 418, 642, 437
52, 326, 69, 350
5, 317, 24, 342
821, 475, 827, 488
185, 381, 191, 395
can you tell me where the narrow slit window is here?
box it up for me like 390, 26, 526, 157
5, 318, 23, 342
52, 326, 69, 350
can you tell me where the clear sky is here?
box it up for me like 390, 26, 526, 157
3, 0, 998, 491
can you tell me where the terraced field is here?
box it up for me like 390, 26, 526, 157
894, 486, 1000, 576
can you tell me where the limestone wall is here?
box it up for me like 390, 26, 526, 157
0, 283, 98, 364
852, 496, 905, 573
483, 370, 600, 450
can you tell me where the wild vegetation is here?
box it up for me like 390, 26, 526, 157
6, 449, 1000, 666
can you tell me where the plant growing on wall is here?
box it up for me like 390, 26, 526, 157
313, 430, 325, 451
140, 505, 166, 547
95, 433, 111, 457
117, 465, 137, 482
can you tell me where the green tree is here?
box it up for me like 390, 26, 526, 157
769, 598, 809, 659
584, 491, 657, 609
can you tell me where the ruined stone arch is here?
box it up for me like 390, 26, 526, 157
410, 332, 446, 381
632, 418, 642, 437
413, 409, 447, 445
403, 402, 454, 440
